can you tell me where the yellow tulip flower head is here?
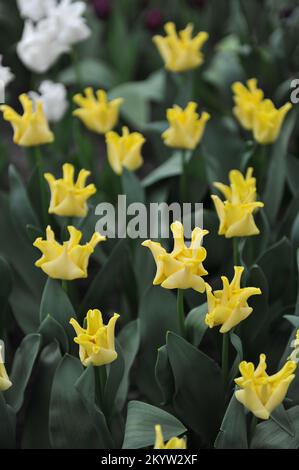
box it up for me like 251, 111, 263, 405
33, 226, 106, 280
73, 88, 123, 134
154, 425, 187, 449
44, 163, 96, 217
235, 354, 296, 420
142, 221, 208, 293
70, 309, 119, 367
211, 168, 264, 238
0, 343, 12, 392
232, 78, 264, 131
162, 102, 210, 150
232, 78, 292, 144
0, 93, 54, 147
205, 266, 261, 333
106, 126, 145, 175
252, 99, 292, 145
153, 22, 208, 73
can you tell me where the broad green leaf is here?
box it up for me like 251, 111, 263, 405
80, 239, 129, 316
49, 354, 104, 449
121, 168, 145, 206
167, 332, 224, 442
286, 154, 299, 196
256, 238, 292, 303
263, 113, 296, 224
38, 315, 69, 353
21, 342, 62, 449
136, 286, 179, 404
122, 401, 186, 449
155, 345, 175, 405
251, 405, 299, 449
40, 278, 75, 347
104, 340, 125, 418
6, 334, 41, 412
228, 332, 243, 385
214, 395, 248, 449
9, 165, 39, 240
142, 151, 192, 188
75, 366, 115, 449
116, 320, 140, 410
58, 58, 117, 88
0, 395, 16, 449
185, 303, 208, 347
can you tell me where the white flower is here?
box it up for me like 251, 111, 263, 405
17, 0, 56, 22
30, 81, 68, 122
45, 0, 91, 46
0, 56, 14, 87
17, 20, 69, 73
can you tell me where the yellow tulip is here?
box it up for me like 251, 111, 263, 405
153, 22, 208, 73
0, 344, 12, 392
33, 225, 106, 280
106, 126, 145, 175
73, 88, 123, 134
211, 168, 264, 238
154, 425, 187, 449
142, 221, 208, 293
0, 94, 54, 147
232, 78, 264, 130
162, 102, 210, 150
44, 163, 96, 217
235, 354, 296, 420
232, 78, 292, 144
252, 99, 292, 145
70, 309, 119, 367
205, 266, 261, 333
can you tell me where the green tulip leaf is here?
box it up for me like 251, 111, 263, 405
6, 333, 41, 412
122, 400, 186, 449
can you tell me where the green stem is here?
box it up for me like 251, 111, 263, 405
35, 146, 48, 228
177, 289, 186, 337
94, 365, 107, 411
180, 149, 187, 203
233, 237, 239, 266
222, 332, 229, 385
258, 144, 268, 189
71, 47, 82, 88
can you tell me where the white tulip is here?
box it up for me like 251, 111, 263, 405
45, 0, 91, 46
0, 56, 14, 87
17, 20, 69, 73
30, 80, 68, 122
17, 0, 56, 22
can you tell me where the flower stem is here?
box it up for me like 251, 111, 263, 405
177, 289, 186, 337
71, 47, 83, 88
222, 332, 229, 385
233, 237, 239, 266
35, 146, 48, 228
180, 149, 188, 203
95, 365, 107, 411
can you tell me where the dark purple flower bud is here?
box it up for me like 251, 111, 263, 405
145, 8, 164, 31
91, 0, 112, 20
279, 7, 294, 19
188, 0, 207, 9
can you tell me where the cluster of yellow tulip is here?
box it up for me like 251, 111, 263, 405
0, 21, 296, 449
